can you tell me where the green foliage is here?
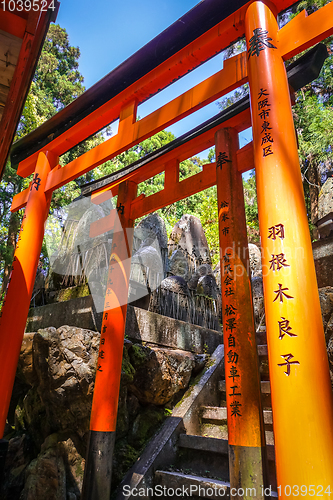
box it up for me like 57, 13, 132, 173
243, 173, 259, 230
34, 24, 84, 109
288, 0, 333, 231
295, 94, 333, 171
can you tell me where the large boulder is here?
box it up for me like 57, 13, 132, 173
152, 277, 191, 322
129, 345, 195, 405
1, 434, 34, 500
6, 326, 199, 498
25, 326, 99, 444
21, 447, 66, 500
17, 333, 37, 386
20, 434, 84, 500
129, 214, 169, 307
128, 406, 165, 448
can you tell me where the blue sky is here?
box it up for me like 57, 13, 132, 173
56, 0, 252, 156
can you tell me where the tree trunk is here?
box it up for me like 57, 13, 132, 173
307, 159, 320, 240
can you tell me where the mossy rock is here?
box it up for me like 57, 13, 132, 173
55, 284, 90, 303
21, 388, 49, 450
112, 440, 140, 489
128, 344, 151, 368
128, 406, 165, 448
121, 348, 135, 385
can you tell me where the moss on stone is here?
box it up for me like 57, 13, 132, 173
121, 348, 135, 385
15, 404, 25, 430
128, 344, 150, 368
75, 460, 84, 479
41, 433, 60, 451
129, 406, 165, 448
112, 440, 141, 489
56, 284, 90, 303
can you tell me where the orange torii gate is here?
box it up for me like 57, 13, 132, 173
2, 0, 333, 498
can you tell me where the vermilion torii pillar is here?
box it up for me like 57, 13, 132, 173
82, 180, 137, 500
216, 128, 268, 498
0, 151, 57, 437
246, 1, 333, 496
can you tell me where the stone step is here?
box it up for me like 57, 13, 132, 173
155, 470, 229, 499
200, 423, 274, 445
219, 379, 271, 394
155, 471, 278, 499
200, 422, 228, 440
201, 406, 273, 425
179, 434, 275, 461
265, 430, 275, 446
179, 434, 229, 454
200, 410, 274, 445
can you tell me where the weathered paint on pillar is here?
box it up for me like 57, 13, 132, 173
246, 2, 333, 496
82, 180, 137, 500
216, 127, 268, 499
0, 150, 57, 437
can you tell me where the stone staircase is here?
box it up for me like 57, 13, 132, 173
116, 337, 277, 499
153, 339, 277, 499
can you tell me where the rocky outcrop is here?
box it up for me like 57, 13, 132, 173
27, 326, 98, 444
2, 326, 204, 499
128, 345, 195, 405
